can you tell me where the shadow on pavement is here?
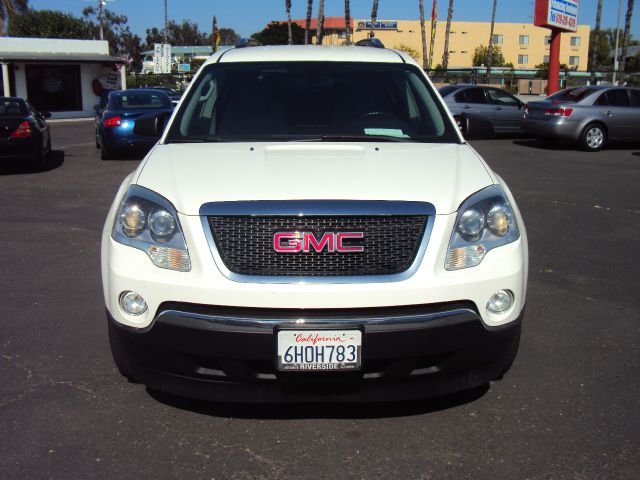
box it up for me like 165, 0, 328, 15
512, 139, 572, 150
0, 149, 65, 175
146, 384, 490, 419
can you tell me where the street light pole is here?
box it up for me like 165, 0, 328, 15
612, 0, 622, 85
98, 0, 104, 40
164, 0, 168, 44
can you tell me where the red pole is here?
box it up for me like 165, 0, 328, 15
548, 28, 562, 94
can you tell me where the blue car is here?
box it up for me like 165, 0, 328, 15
95, 89, 173, 160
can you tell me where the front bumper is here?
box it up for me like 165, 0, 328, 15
108, 303, 523, 403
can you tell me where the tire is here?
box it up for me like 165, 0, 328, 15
29, 143, 46, 172
580, 123, 606, 152
100, 139, 113, 160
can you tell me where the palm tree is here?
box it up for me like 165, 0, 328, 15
344, 0, 351, 45
0, 0, 28, 36
419, 0, 427, 69
620, 0, 635, 73
305, 0, 313, 45
589, 0, 602, 82
285, 0, 293, 45
316, 0, 325, 45
486, 0, 497, 75
370, 0, 379, 38
442, 0, 454, 70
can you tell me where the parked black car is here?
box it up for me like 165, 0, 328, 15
439, 84, 526, 136
0, 97, 51, 171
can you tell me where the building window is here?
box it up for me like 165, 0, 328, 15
544, 36, 551, 45
461, 31, 468, 35
570, 36, 581, 47
518, 54, 529, 64
492, 34, 503, 45
543, 55, 550, 64
519, 35, 529, 45
461, 50, 468, 54
25, 64, 82, 112
569, 56, 580, 66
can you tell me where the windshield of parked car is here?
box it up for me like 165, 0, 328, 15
109, 92, 172, 111
0, 99, 27, 116
547, 87, 596, 104
165, 62, 459, 143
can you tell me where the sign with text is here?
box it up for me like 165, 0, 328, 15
356, 20, 398, 30
153, 43, 172, 74
534, 0, 579, 32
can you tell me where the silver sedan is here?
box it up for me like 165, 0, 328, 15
522, 86, 640, 151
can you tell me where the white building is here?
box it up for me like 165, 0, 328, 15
0, 37, 126, 118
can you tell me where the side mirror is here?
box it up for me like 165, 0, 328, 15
460, 113, 495, 139
41, 111, 52, 119
133, 111, 171, 137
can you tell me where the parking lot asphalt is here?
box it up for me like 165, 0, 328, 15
1, 121, 639, 479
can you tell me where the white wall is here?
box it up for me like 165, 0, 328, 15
0, 37, 109, 55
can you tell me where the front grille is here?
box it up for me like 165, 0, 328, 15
207, 215, 427, 277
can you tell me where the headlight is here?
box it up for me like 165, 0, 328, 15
112, 185, 191, 272
445, 185, 519, 271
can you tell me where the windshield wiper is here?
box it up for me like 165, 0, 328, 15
319, 135, 413, 143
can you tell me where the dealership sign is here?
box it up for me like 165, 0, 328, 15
534, 0, 579, 32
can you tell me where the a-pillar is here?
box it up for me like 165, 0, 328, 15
1, 63, 10, 97
548, 28, 562, 95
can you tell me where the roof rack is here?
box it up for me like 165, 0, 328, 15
236, 38, 262, 48
354, 38, 385, 49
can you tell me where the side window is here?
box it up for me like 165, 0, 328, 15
629, 89, 640, 107
486, 88, 519, 107
464, 88, 487, 104
453, 90, 466, 103
594, 93, 608, 106
606, 89, 631, 107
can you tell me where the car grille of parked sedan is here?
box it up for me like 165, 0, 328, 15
207, 215, 427, 276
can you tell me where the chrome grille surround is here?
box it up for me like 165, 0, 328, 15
199, 200, 436, 284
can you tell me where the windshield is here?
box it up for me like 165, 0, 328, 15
110, 92, 171, 111
165, 61, 459, 143
547, 87, 596, 103
0, 99, 27, 116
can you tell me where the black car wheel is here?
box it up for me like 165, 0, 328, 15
100, 138, 113, 160
580, 123, 606, 152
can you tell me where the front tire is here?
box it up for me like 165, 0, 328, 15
580, 123, 606, 152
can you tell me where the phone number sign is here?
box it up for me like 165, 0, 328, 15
534, 0, 579, 32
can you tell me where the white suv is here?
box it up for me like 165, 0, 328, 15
102, 43, 528, 402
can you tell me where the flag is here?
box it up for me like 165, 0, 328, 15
212, 15, 220, 52
428, 1, 438, 69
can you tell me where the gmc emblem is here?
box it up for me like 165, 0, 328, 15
274, 232, 364, 253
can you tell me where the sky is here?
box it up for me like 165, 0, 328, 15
29, 0, 639, 40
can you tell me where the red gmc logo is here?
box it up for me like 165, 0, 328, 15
273, 232, 364, 253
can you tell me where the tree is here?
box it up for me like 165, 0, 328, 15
620, 0, 635, 72
252, 22, 305, 45
8, 9, 91, 39
144, 20, 208, 48
473, 44, 505, 67
442, 0, 454, 69
305, 0, 313, 45
589, 0, 603, 81
216, 28, 240, 46
419, 0, 427, 69
0, 0, 27, 36
344, 0, 351, 45
316, 0, 325, 45
394, 44, 420, 61
370, 0, 379, 38
285, 0, 292, 45
486, 0, 498, 73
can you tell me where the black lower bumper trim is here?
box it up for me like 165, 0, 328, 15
108, 302, 523, 403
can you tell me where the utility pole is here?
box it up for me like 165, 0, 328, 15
98, 0, 104, 40
164, 0, 168, 44
612, 0, 623, 84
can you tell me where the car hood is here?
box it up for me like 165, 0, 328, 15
135, 142, 494, 216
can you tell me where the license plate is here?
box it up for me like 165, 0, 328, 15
277, 330, 362, 371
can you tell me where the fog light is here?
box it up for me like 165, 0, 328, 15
487, 290, 513, 314
119, 291, 147, 315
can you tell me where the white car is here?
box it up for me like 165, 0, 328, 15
102, 43, 528, 402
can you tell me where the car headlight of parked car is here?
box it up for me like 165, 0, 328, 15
445, 185, 520, 271
112, 185, 190, 272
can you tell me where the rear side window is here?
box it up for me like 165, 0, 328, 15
463, 88, 487, 104
438, 85, 459, 97
605, 89, 631, 107
630, 89, 640, 107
